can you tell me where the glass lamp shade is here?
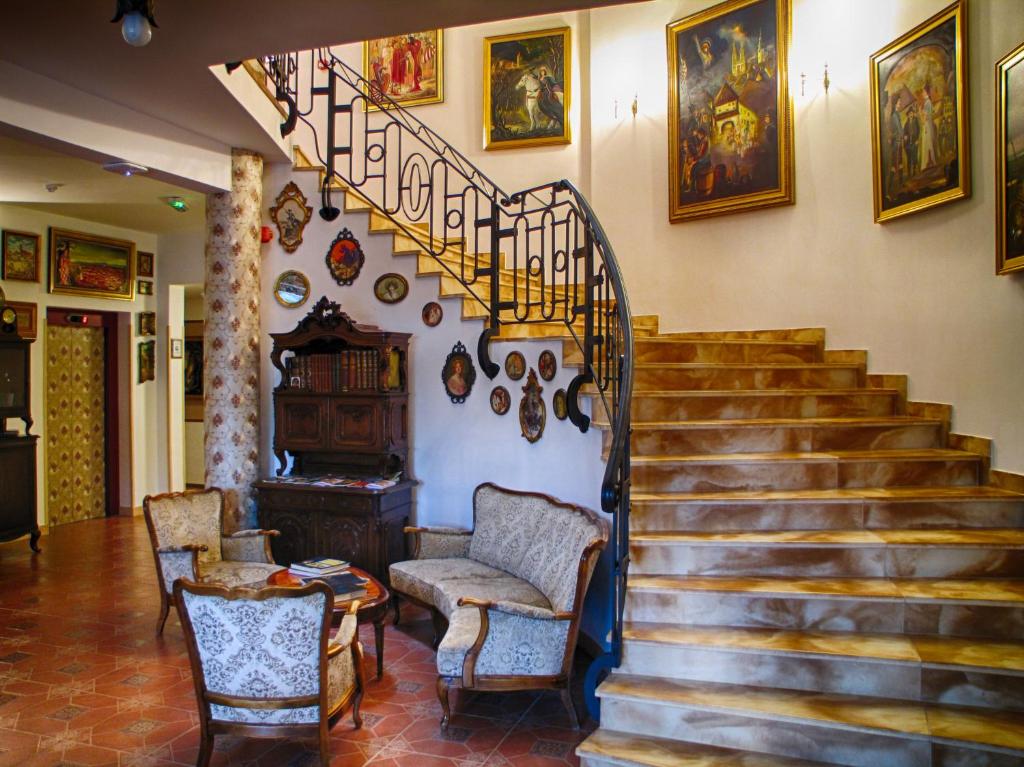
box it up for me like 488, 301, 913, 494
121, 12, 152, 47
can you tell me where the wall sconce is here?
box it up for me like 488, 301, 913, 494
799, 65, 831, 97
631, 93, 638, 118
823, 63, 831, 95
112, 0, 158, 47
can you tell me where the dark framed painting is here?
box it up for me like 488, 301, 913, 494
137, 311, 156, 337
138, 280, 153, 295
137, 250, 154, 278
422, 301, 443, 327
138, 341, 155, 384
490, 385, 511, 415
484, 27, 570, 150
553, 388, 568, 421
326, 229, 365, 286
441, 341, 475, 404
5, 301, 37, 340
870, 0, 969, 223
364, 29, 443, 110
49, 228, 136, 300
2, 230, 41, 282
666, 0, 793, 222
997, 39, 1024, 274
374, 273, 408, 304
269, 182, 313, 253
538, 349, 557, 381
519, 369, 545, 443
505, 350, 525, 381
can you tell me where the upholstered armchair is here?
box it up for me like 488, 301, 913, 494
143, 487, 282, 635
174, 579, 364, 767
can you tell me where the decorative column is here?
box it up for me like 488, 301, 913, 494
204, 149, 263, 531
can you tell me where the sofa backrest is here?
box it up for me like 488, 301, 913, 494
468, 483, 608, 613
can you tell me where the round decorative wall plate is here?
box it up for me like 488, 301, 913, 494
538, 349, 557, 381
504, 350, 525, 380
273, 270, 311, 308
325, 228, 365, 286
374, 273, 409, 304
422, 301, 443, 327
553, 388, 568, 420
490, 385, 510, 415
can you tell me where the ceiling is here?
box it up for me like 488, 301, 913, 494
0, 0, 641, 236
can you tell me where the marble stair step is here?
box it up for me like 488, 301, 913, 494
596, 674, 1024, 767
619, 622, 1024, 710
629, 486, 1024, 531
624, 576, 1024, 639
633, 338, 823, 364
629, 529, 1024, 578
631, 449, 982, 493
620, 389, 901, 421
632, 363, 862, 392
577, 729, 830, 767
601, 416, 944, 456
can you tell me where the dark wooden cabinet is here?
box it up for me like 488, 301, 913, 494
0, 328, 39, 552
259, 297, 415, 583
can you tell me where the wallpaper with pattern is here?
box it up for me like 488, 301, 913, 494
45, 324, 106, 526
205, 149, 264, 531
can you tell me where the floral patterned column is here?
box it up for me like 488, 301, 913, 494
204, 149, 263, 531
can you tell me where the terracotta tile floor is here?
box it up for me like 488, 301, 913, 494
0, 517, 594, 766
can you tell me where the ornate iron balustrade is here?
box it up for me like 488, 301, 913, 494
243, 49, 633, 720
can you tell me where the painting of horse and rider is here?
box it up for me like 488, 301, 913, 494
484, 27, 570, 150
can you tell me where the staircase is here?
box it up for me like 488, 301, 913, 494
577, 326, 1024, 767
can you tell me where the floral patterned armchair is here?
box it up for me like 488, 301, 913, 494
390, 483, 608, 728
143, 487, 282, 635
174, 578, 364, 767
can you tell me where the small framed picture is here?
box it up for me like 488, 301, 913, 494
505, 351, 526, 381
538, 349, 557, 381
138, 280, 153, 296
137, 311, 156, 336
422, 301, 443, 327
138, 340, 155, 383
2, 230, 41, 282
490, 385, 511, 415
170, 338, 183, 359
441, 341, 476, 403
137, 250, 154, 278
553, 388, 568, 421
374, 272, 408, 303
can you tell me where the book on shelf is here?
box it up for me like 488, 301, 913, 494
309, 571, 369, 601
288, 557, 349, 577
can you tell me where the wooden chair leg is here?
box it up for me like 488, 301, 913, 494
391, 593, 402, 626
196, 725, 214, 767
560, 686, 580, 730
352, 641, 365, 729
318, 726, 330, 767
436, 676, 452, 729
156, 594, 170, 637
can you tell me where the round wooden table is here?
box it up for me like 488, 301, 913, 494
268, 565, 390, 679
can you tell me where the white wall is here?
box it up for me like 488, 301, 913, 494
0, 204, 160, 522
589, 0, 1024, 474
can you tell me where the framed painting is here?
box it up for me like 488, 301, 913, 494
997, 39, 1024, 274
49, 228, 136, 300
2, 230, 41, 282
363, 29, 443, 110
666, 0, 793, 222
870, 0, 969, 223
519, 369, 545, 443
137, 250, 154, 278
484, 27, 570, 150
138, 340, 155, 384
374, 273, 408, 304
269, 182, 312, 253
5, 301, 37, 340
441, 341, 475, 404
138, 280, 153, 295
137, 311, 156, 336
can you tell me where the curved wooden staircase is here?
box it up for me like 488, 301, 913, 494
577, 326, 1024, 767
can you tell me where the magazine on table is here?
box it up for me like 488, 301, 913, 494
288, 557, 349, 577
308, 571, 369, 601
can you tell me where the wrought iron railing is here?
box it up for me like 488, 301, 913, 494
239, 49, 633, 719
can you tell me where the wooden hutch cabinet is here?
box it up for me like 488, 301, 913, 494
256, 297, 414, 584
0, 319, 40, 553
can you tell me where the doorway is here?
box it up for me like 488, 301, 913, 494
45, 308, 122, 524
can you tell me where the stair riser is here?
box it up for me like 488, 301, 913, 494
630, 499, 1024, 532
624, 423, 943, 456
629, 543, 1024, 578
627, 393, 898, 421
631, 459, 980, 493
599, 697, 932, 767
624, 590, 1024, 640
634, 342, 820, 364
633, 366, 860, 391
619, 643, 1024, 712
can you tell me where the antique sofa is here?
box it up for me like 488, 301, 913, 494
389, 482, 609, 728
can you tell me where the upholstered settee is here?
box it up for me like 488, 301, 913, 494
389, 483, 608, 728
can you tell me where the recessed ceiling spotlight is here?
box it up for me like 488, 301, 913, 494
161, 196, 189, 212
102, 161, 149, 177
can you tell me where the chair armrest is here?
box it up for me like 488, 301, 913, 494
404, 526, 472, 559
458, 597, 573, 621
327, 603, 360, 656
156, 543, 208, 554
221, 529, 278, 563
153, 547, 202, 594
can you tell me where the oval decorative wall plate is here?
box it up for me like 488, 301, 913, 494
422, 301, 443, 327
269, 181, 313, 253
519, 368, 545, 443
504, 350, 525, 381
490, 385, 510, 415
553, 388, 568, 420
325, 228, 365, 286
374, 272, 409, 304
442, 341, 476, 404
538, 349, 557, 381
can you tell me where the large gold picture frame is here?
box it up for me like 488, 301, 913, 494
483, 27, 571, 151
666, 0, 793, 222
870, 0, 969, 223
363, 29, 443, 110
49, 228, 136, 301
997, 39, 1024, 275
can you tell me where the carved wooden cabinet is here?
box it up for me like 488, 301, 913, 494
258, 297, 415, 583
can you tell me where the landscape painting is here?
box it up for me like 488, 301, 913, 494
870, 0, 968, 223
2, 230, 40, 282
997, 40, 1024, 274
667, 0, 793, 222
363, 30, 443, 110
49, 228, 136, 300
484, 27, 570, 150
